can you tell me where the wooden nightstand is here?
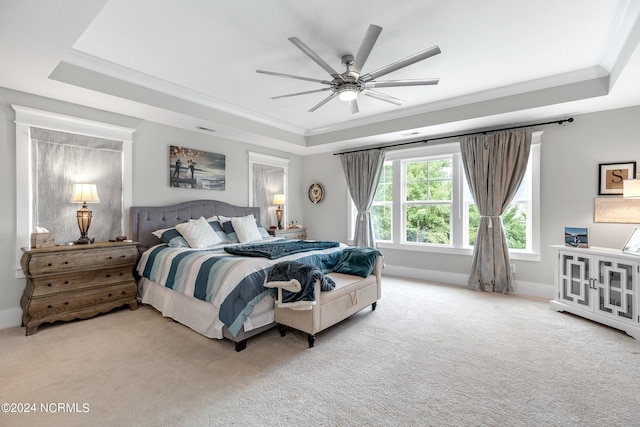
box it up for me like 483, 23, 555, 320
268, 227, 307, 239
20, 241, 139, 335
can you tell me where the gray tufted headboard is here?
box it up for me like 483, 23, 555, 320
130, 200, 260, 253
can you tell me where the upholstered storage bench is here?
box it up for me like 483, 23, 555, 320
274, 256, 383, 347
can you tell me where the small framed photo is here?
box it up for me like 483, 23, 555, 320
598, 161, 636, 195
565, 227, 589, 248
622, 228, 640, 256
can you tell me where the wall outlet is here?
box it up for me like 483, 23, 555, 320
510, 263, 516, 274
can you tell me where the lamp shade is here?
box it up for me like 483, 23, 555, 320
70, 184, 100, 204
623, 179, 640, 199
272, 194, 286, 206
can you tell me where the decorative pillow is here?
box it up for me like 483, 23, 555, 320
256, 222, 270, 239
175, 216, 223, 248
331, 247, 382, 278
205, 217, 230, 243
217, 215, 270, 242
217, 215, 240, 243
231, 215, 264, 243
152, 227, 189, 248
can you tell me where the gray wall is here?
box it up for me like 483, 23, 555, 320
302, 107, 640, 298
0, 88, 303, 329
1, 83, 639, 329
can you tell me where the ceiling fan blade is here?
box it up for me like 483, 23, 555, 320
351, 24, 382, 77
256, 69, 332, 84
308, 92, 338, 112
362, 89, 405, 106
365, 78, 439, 88
348, 99, 359, 114
289, 37, 343, 80
271, 88, 331, 99
361, 45, 441, 82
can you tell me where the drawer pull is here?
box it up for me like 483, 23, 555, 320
47, 305, 52, 309
107, 256, 113, 260
47, 283, 52, 287
106, 274, 111, 278
64, 281, 69, 285
108, 293, 113, 297
64, 261, 69, 264
64, 302, 69, 305
48, 263, 52, 267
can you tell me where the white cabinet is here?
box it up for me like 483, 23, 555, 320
550, 246, 640, 340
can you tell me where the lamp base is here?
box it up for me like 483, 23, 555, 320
75, 235, 94, 244
276, 207, 283, 230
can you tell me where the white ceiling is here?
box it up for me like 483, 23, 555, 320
1, 0, 640, 155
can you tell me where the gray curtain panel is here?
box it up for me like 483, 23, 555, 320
460, 129, 532, 293
340, 148, 386, 247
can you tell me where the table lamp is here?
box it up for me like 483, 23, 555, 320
70, 183, 100, 244
623, 179, 640, 199
273, 194, 285, 229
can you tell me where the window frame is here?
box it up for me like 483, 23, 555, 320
13, 106, 134, 277
348, 132, 542, 261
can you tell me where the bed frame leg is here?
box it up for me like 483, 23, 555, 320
372, 301, 377, 311
307, 334, 315, 348
235, 339, 247, 352
279, 324, 287, 337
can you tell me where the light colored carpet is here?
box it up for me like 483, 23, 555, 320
1, 276, 640, 427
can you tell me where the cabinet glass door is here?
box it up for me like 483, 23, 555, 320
595, 259, 635, 322
559, 253, 591, 309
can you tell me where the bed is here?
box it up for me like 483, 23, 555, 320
130, 199, 346, 351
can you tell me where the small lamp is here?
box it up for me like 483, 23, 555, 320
70, 183, 100, 244
273, 194, 285, 229
623, 179, 640, 199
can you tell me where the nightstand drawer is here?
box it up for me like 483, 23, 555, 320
31, 265, 136, 297
27, 282, 137, 318
26, 246, 138, 275
269, 227, 307, 239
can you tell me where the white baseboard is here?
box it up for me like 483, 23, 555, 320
0, 307, 23, 331
382, 264, 554, 300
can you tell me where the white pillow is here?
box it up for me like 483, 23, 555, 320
231, 215, 263, 243
175, 216, 222, 248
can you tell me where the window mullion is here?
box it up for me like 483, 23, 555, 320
451, 152, 464, 248
393, 159, 402, 243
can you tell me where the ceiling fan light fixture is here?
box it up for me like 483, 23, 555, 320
337, 83, 360, 101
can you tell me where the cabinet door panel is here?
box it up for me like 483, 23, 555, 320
595, 259, 635, 322
559, 253, 592, 309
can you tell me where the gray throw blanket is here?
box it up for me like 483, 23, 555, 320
224, 240, 340, 259
265, 261, 335, 307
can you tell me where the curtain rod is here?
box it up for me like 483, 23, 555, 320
333, 117, 574, 156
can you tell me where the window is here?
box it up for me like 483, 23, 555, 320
14, 106, 134, 275
371, 163, 392, 241
404, 157, 452, 244
357, 132, 542, 261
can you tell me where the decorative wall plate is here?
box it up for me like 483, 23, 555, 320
308, 183, 324, 204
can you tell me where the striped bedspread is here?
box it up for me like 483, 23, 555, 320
137, 242, 345, 336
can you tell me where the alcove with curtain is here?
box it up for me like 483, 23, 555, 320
248, 152, 289, 228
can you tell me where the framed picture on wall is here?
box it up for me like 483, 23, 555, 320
169, 145, 226, 190
598, 161, 636, 195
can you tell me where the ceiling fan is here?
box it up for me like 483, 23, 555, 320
257, 24, 441, 114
